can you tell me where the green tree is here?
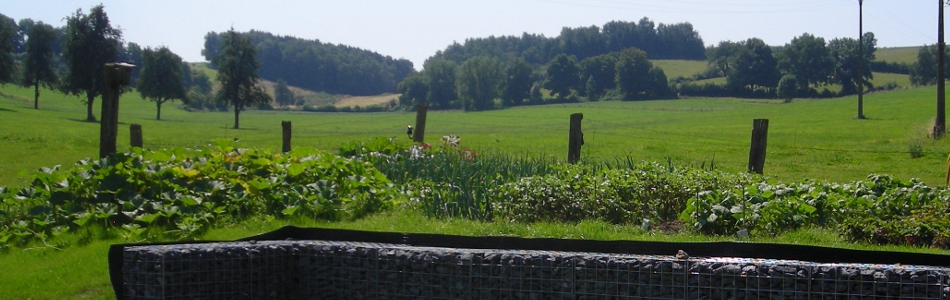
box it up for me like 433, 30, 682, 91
615, 47, 653, 100
501, 57, 533, 107
706, 41, 741, 77
423, 58, 457, 109
579, 54, 617, 98
777, 74, 799, 103
20, 21, 58, 109
61, 5, 122, 122
727, 38, 780, 93
779, 33, 833, 92
544, 54, 579, 99
910, 44, 949, 86
274, 79, 295, 107
397, 71, 428, 107
456, 56, 502, 111
138, 46, 185, 120
0, 13, 16, 84
213, 29, 271, 129
829, 33, 877, 95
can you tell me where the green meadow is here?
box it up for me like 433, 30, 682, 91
2, 83, 948, 188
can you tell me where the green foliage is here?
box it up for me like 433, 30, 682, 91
204, 30, 412, 96
909, 44, 949, 86
544, 54, 579, 98
213, 29, 271, 129
397, 71, 428, 108
0, 13, 15, 85
777, 74, 799, 102
501, 57, 533, 107
61, 5, 122, 122
778, 33, 833, 92
423, 58, 457, 109
828, 33, 877, 95
494, 162, 757, 225
0, 143, 400, 247
274, 79, 294, 107
19, 21, 59, 109
456, 56, 502, 111
615, 47, 655, 100
138, 46, 186, 120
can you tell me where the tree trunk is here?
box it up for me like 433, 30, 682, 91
233, 105, 240, 129
33, 80, 39, 109
156, 100, 162, 120
86, 93, 97, 122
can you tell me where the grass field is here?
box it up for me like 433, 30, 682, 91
652, 59, 708, 79
336, 93, 398, 108
875, 46, 920, 65
2, 84, 950, 187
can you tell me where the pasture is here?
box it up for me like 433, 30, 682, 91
1, 84, 949, 187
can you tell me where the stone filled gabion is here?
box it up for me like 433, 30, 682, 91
121, 241, 950, 300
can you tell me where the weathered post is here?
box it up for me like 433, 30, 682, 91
747, 119, 769, 174
568, 113, 584, 164
282, 121, 292, 153
99, 62, 135, 158
413, 104, 428, 143
130, 124, 143, 148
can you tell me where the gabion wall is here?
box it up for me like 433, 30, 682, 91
121, 240, 950, 300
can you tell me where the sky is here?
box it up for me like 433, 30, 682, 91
3, 0, 943, 69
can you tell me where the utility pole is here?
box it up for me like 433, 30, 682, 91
937, 0, 947, 138
857, 0, 866, 119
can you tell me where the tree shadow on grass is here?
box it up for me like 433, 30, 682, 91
0, 107, 17, 113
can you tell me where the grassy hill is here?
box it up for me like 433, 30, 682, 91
2, 84, 950, 187
876, 46, 920, 65
652, 59, 707, 79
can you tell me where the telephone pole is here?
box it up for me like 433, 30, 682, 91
937, 0, 946, 138
857, 0, 866, 119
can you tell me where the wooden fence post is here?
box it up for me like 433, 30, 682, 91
281, 121, 292, 153
99, 62, 135, 158
568, 113, 584, 164
413, 104, 428, 143
748, 119, 769, 174
130, 124, 143, 148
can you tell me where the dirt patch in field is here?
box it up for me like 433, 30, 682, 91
335, 94, 398, 108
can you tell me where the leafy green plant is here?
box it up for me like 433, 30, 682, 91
0, 140, 401, 247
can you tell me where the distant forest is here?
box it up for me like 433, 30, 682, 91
200, 18, 705, 96
201, 30, 414, 96
434, 17, 705, 65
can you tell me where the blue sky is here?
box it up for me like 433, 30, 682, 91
4, 0, 942, 68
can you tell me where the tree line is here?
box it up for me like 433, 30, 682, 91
433, 17, 705, 66
201, 30, 414, 96
398, 47, 674, 112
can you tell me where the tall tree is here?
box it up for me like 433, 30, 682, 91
579, 54, 617, 99
213, 29, 270, 129
397, 71, 428, 107
910, 44, 949, 86
706, 41, 742, 77
544, 54, 579, 99
138, 46, 185, 120
778, 33, 833, 92
423, 58, 457, 109
61, 5, 122, 122
0, 13, 16, 85
829, 33, 877, 95
20, 21, 58, 109
456, 56, 502, 111
727, 38, 781, 92
615, 47, 653, 100
274, 79, 295, 107
501, 57, 533, 107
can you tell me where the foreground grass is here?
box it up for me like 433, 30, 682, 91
3, 208, 949, 300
